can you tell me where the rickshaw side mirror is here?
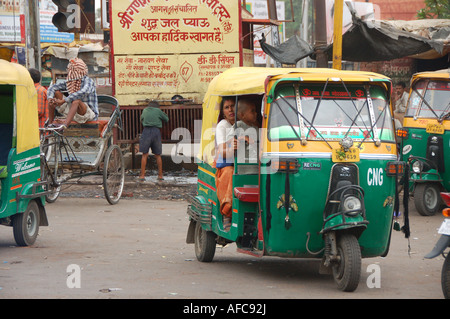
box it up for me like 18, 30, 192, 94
396, 128, 409, 140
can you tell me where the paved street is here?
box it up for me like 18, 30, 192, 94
0, 191, 446, 300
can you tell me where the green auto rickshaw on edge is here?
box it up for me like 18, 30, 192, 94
186, 67, 405, 292
399, 69, 450, 216
0, 60, 48, 246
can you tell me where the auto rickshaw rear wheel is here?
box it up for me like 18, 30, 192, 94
194, 222, 216, 262
332, 233, 361, 292
12, 200, 40, 246
414, 182, 442, 216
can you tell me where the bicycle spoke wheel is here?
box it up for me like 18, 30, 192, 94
103, 144, 125, 205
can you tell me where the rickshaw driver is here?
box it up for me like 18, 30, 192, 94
215, 96, 237, 228
47, 58, 98, 130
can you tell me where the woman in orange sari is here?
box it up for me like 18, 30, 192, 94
215, 97, 237, 229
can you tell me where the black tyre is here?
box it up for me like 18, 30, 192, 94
13, 200, 40, 246
103, 145, 125, 205
194, 222, 216, 262
442, 252, 450, 299
40, 147, 62, 203
332, 233, 361, 292
414, 183, 442, 216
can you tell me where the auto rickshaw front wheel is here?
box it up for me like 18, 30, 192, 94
12, 200, 40, 246
414, 182, 442, 216
332, 233, 361, 292
194, 222, 216, 262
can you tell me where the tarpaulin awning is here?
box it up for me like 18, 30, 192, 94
260, 15, 450, 64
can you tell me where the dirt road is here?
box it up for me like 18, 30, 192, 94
0, 191, 445, 299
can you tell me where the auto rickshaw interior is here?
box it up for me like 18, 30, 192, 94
0, 84, 15, 184
217, 94, 263, 173
406, 79, 450, 120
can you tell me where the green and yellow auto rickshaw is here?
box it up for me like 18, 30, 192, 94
186, 67, 404, 292
400, 69, 450, 216
0, 60, 48, 246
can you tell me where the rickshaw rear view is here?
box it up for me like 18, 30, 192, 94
0, 60, 48, 246
187, 67, 404, 292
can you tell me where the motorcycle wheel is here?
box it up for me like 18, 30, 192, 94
332, 233, 361, 292
442, 252, 450, 299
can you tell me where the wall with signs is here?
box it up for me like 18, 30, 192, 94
111, 0, 241, 106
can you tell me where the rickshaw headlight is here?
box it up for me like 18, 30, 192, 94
342, 196, 361, 215
412, 161, 423, 173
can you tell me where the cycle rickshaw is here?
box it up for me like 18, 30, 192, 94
41, 95, 125, 205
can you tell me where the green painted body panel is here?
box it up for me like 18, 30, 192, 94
401, 127, 450, 191
194, 154, 397, 259
0, 147, 44, 218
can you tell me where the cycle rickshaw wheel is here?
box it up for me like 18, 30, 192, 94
103, 144, 125, 205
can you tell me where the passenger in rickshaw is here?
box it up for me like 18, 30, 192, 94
236, 98, 259, 163
215, 96, 236, 228
47, 58, 98, 130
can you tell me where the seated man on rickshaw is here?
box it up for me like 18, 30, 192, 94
47, 58, 99, 131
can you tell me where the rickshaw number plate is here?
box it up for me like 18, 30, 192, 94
438, 219, 450, 236
332, 147, 360, 163
426, 123, 445, 134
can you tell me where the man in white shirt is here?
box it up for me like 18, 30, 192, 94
392, 81, 408, 129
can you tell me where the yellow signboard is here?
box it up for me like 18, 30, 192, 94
111, 0, 241, 105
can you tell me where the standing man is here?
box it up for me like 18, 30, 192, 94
139, 101, 169, 181
47, 58, 98, 130
392, 81, 408, 129
28, 68, 48, 128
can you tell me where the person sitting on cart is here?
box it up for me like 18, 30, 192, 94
236, 98, 259, 164
215, 96, 237, 229
47, 58, 98, 130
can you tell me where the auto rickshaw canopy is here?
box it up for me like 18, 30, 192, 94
199, 67, 391, 165
0, 59, 40, 154
410, 68, 450, 85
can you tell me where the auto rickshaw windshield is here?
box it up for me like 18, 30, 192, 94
406, 79, 450, 119
268, 83, 395, 142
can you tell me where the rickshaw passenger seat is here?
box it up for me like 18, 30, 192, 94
234, 187, 259, 202
0, 123, 13, 167
64, 119, 109, 137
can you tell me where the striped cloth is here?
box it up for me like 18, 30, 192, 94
66, 58, 88, 94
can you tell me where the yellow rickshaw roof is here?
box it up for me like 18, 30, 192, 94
0, 59, 39, 154
203, 67, 391, 100
0, 59, 36, 88
411, 69, 450, 84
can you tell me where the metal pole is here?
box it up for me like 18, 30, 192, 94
299, 0, 309, 68
24, 0, 41, 70
332, 0, 343, 70
314, 0, 328, 68
267, 0, 281, 67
